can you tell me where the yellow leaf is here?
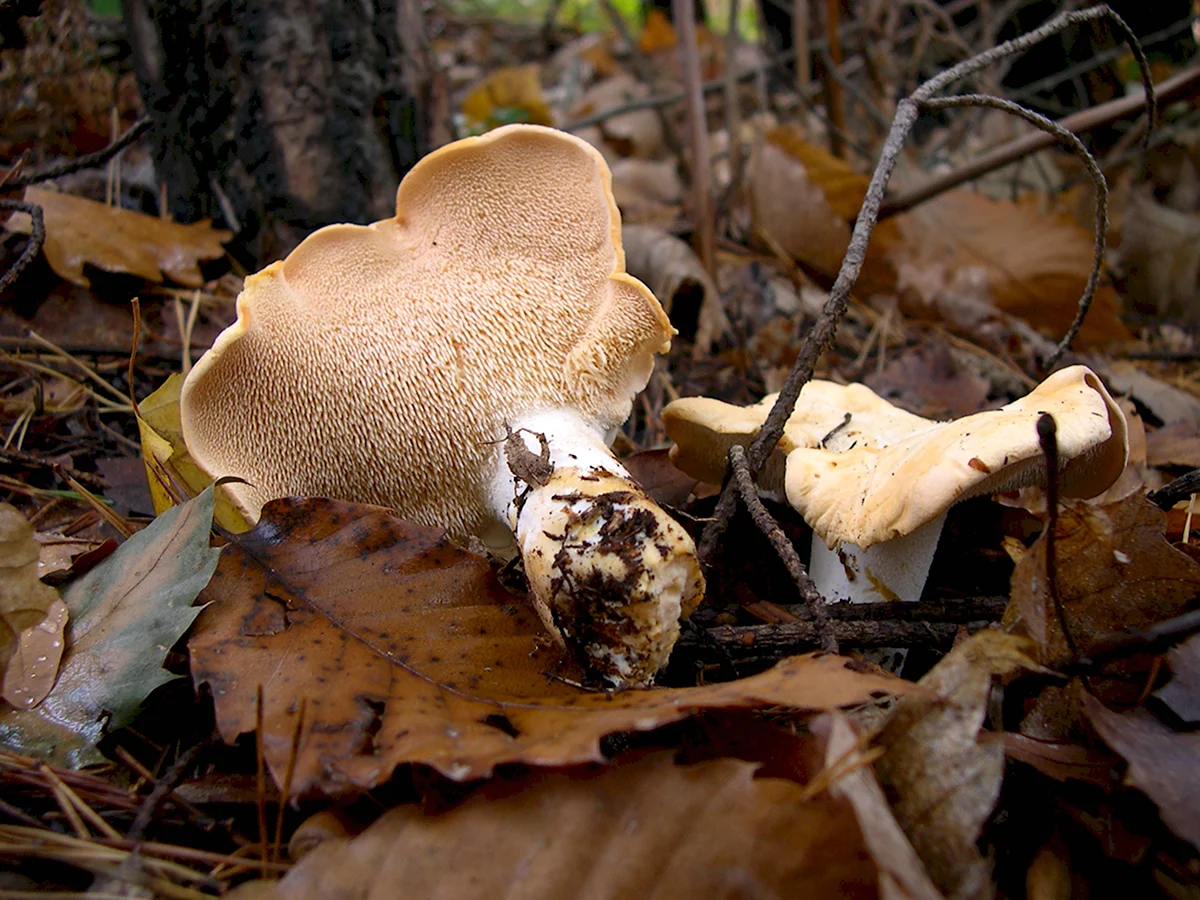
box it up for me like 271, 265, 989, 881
137, 375, 251, 533
459, 65, 552, 130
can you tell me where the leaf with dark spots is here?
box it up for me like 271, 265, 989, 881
190, 498, 918, 796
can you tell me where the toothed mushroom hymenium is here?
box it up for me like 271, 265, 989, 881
664, 366, 1127, 604
180, 124, 704, 688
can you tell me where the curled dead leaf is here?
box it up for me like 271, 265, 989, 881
891, 190, 1129, 347
874, 630, 1042, 899
1085, 696, 1200, 853
623, 224, 729, 352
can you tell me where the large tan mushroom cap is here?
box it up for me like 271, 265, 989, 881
663, 366, 1128, 550
181, 125, 673, 540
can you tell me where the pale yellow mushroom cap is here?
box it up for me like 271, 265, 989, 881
180, 125, 674, 539
664, 366, 1128, 550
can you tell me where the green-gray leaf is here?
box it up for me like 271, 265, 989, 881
0, 487, 219, 766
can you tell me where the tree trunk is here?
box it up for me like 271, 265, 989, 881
123, 0, 430, 261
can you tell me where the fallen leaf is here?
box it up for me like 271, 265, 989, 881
819, 712, 944, 900
623, 224, 729, 352
226, 751, 877, 900
1103, 361, 1200, 427
892, 190, 1129, 346
571, 75, 665, 159
1145, 420, 1200, 469
1085, 695, 1200, 853
9, 187, 230, 287
862, 341, 990, 419
136, 374, 251, 533
1118, 185, 1200, 319
0, 504, 67, 710
874, 630, 1042, 899
1154, 634, 1200, 725
1008, 495, 1200, 670
747, 126, 898, 294
34, 532, 114, 582
622, 448, 699, 508
190, 498, 916, 796
459, 65, 553, 133
609, 157, 683, 208
0, 488, 219, 766
996, 732, 1116, 788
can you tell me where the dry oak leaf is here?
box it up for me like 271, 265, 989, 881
9, 186, 230, 287
0, 504, 67, 710
227, 751, 878, 900
874, 630, 1043, 900
190, 498, 916, 796
1008, 494, 1200, 671
891, 189, 1129, 347
746, 125, 899, 295
1085, 695, 1200, 853
1154, 634, 1200, 725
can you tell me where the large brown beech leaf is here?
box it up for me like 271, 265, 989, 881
190, 498, 915, 796
227, 751, 878, 900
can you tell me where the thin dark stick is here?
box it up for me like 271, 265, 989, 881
673, 0, 716, 275
921, 92, 1107, 370
881, 65, 1195, 219
729, 445, 837, 652
0, 199, 44, 292
7, 116, 151, 188
1147, 469, 1200, 511
126, 739, 210, 843
1058, 609, 1200, 674
128, 298, 143, 420
254, 686, 268, 878
1038, 413, 1079, 659
697, 5, 1152, 563
684, 619, 983, 658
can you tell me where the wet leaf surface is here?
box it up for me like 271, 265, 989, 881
0, 488, 218, 765
0, 504, 66, 710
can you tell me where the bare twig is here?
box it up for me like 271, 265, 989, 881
127, 741, 211, 843
0, 199, 44, 292
6, 116, 151, 189
1147, 469, 1200, 511
821, 0, 846, 157
1037, 413, 1079, 663
792, 0, 810, 94
673, 0, 716, 276
881, 64, 1197, 219
698, 6, 1154, 565
729, 445, 837, 652
1058, 609, 1200, 674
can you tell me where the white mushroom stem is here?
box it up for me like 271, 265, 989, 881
807, 511, 948, 605
488, 410, 704, 689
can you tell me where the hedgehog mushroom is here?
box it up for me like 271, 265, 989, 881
664, 366, 1127, 604
180, 124, 703, 688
